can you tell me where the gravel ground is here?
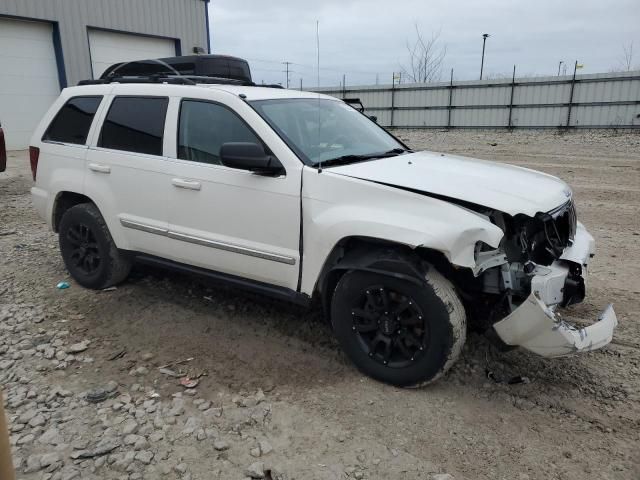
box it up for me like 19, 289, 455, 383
1, 129, 639, 480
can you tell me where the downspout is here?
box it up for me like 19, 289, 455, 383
204, 0, 212, 54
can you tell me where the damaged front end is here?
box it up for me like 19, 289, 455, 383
493, 291, 616, 357
473, 200, 617, 357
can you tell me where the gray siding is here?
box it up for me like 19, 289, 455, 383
313, 71, 640, 129
0, 0, 208, 85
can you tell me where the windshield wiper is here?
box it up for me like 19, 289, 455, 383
320, 148, 410, 167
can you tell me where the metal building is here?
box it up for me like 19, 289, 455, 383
0, 0, 211, 149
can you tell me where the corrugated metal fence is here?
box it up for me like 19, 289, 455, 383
313, 71, 640, 129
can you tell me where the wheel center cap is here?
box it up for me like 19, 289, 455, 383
380, 316, 397, 335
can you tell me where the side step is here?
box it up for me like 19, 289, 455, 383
133, 254, 311, 307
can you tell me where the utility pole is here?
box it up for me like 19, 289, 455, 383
480, 33, 490, 80
342, 74, 346, 98
566, 60, 579, 127
282, 61, 292, 88
557, 60, 563, 76
300, 78, 303, 90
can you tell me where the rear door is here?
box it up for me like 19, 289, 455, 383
85, 93, 172, 256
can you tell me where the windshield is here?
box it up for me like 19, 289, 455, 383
250, 98, 406, 166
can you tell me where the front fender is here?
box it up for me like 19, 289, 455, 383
300, 169, 504, 295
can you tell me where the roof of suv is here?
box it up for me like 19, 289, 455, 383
203, 84, 334, 101
66, 82, 336, 102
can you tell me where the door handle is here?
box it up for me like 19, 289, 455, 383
89, 163, 111, 174
172, 178, 201, 191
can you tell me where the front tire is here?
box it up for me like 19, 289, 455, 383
58, 203, 131, 289
331, 266, 466, 387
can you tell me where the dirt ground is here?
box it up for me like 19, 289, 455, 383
1, 129, 639, 480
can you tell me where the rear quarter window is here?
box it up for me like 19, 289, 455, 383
42, 96, 103, 145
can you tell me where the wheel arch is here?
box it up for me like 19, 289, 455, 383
52, 191, 96, 233
314, 236, 460, 322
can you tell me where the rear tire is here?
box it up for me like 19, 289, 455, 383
58, 203, 131, 289
331, 266, 466, 387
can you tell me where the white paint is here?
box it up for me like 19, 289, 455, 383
0, 18, 60, 150
299, 166, 505, 294
328, 151, 571, 217
88, 29, 175, 79
30, 82, 615, 362
494, 293, 617, 357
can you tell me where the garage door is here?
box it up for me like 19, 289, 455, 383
0, 18, 60, 150
88, 30, 176, 79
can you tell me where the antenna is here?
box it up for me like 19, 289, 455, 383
316, 20, 322, 173
316, 21, 320, 88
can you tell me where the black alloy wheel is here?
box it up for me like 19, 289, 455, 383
58, 203, 131, 289
65, 223, 101, 276
331, 268, 466, 387
350, 285, 428, 368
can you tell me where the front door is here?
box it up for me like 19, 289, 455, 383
165, 98, 302, 290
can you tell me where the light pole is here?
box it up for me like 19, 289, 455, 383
557, 60, 564, 76
480, 33, 490, 80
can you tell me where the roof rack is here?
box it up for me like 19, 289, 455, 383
78, 74, 285, 89
78, 74, 253, 87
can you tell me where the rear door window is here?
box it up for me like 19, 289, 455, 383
98, 96, 169, 156
42, 96, 103, 145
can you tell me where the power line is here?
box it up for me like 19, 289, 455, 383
242, 55, 381, 76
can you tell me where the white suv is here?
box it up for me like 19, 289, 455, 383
30, 81, 617, 386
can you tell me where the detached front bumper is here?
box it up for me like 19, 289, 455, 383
493, 292, 617, 357
492, 222, 617, 357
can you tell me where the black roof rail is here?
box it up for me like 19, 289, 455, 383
77, 74, 256, 87
77, 74, 290, 90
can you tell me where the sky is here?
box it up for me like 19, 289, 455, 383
208, 0, 640, 87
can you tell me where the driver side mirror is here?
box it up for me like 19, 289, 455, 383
220, 142, 284, 176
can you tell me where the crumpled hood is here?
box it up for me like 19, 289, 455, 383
327, 150, 571, 216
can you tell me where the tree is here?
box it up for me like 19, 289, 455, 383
612, 42, 636, 72
401, 24, 447, 83
620, 42, 634, 71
